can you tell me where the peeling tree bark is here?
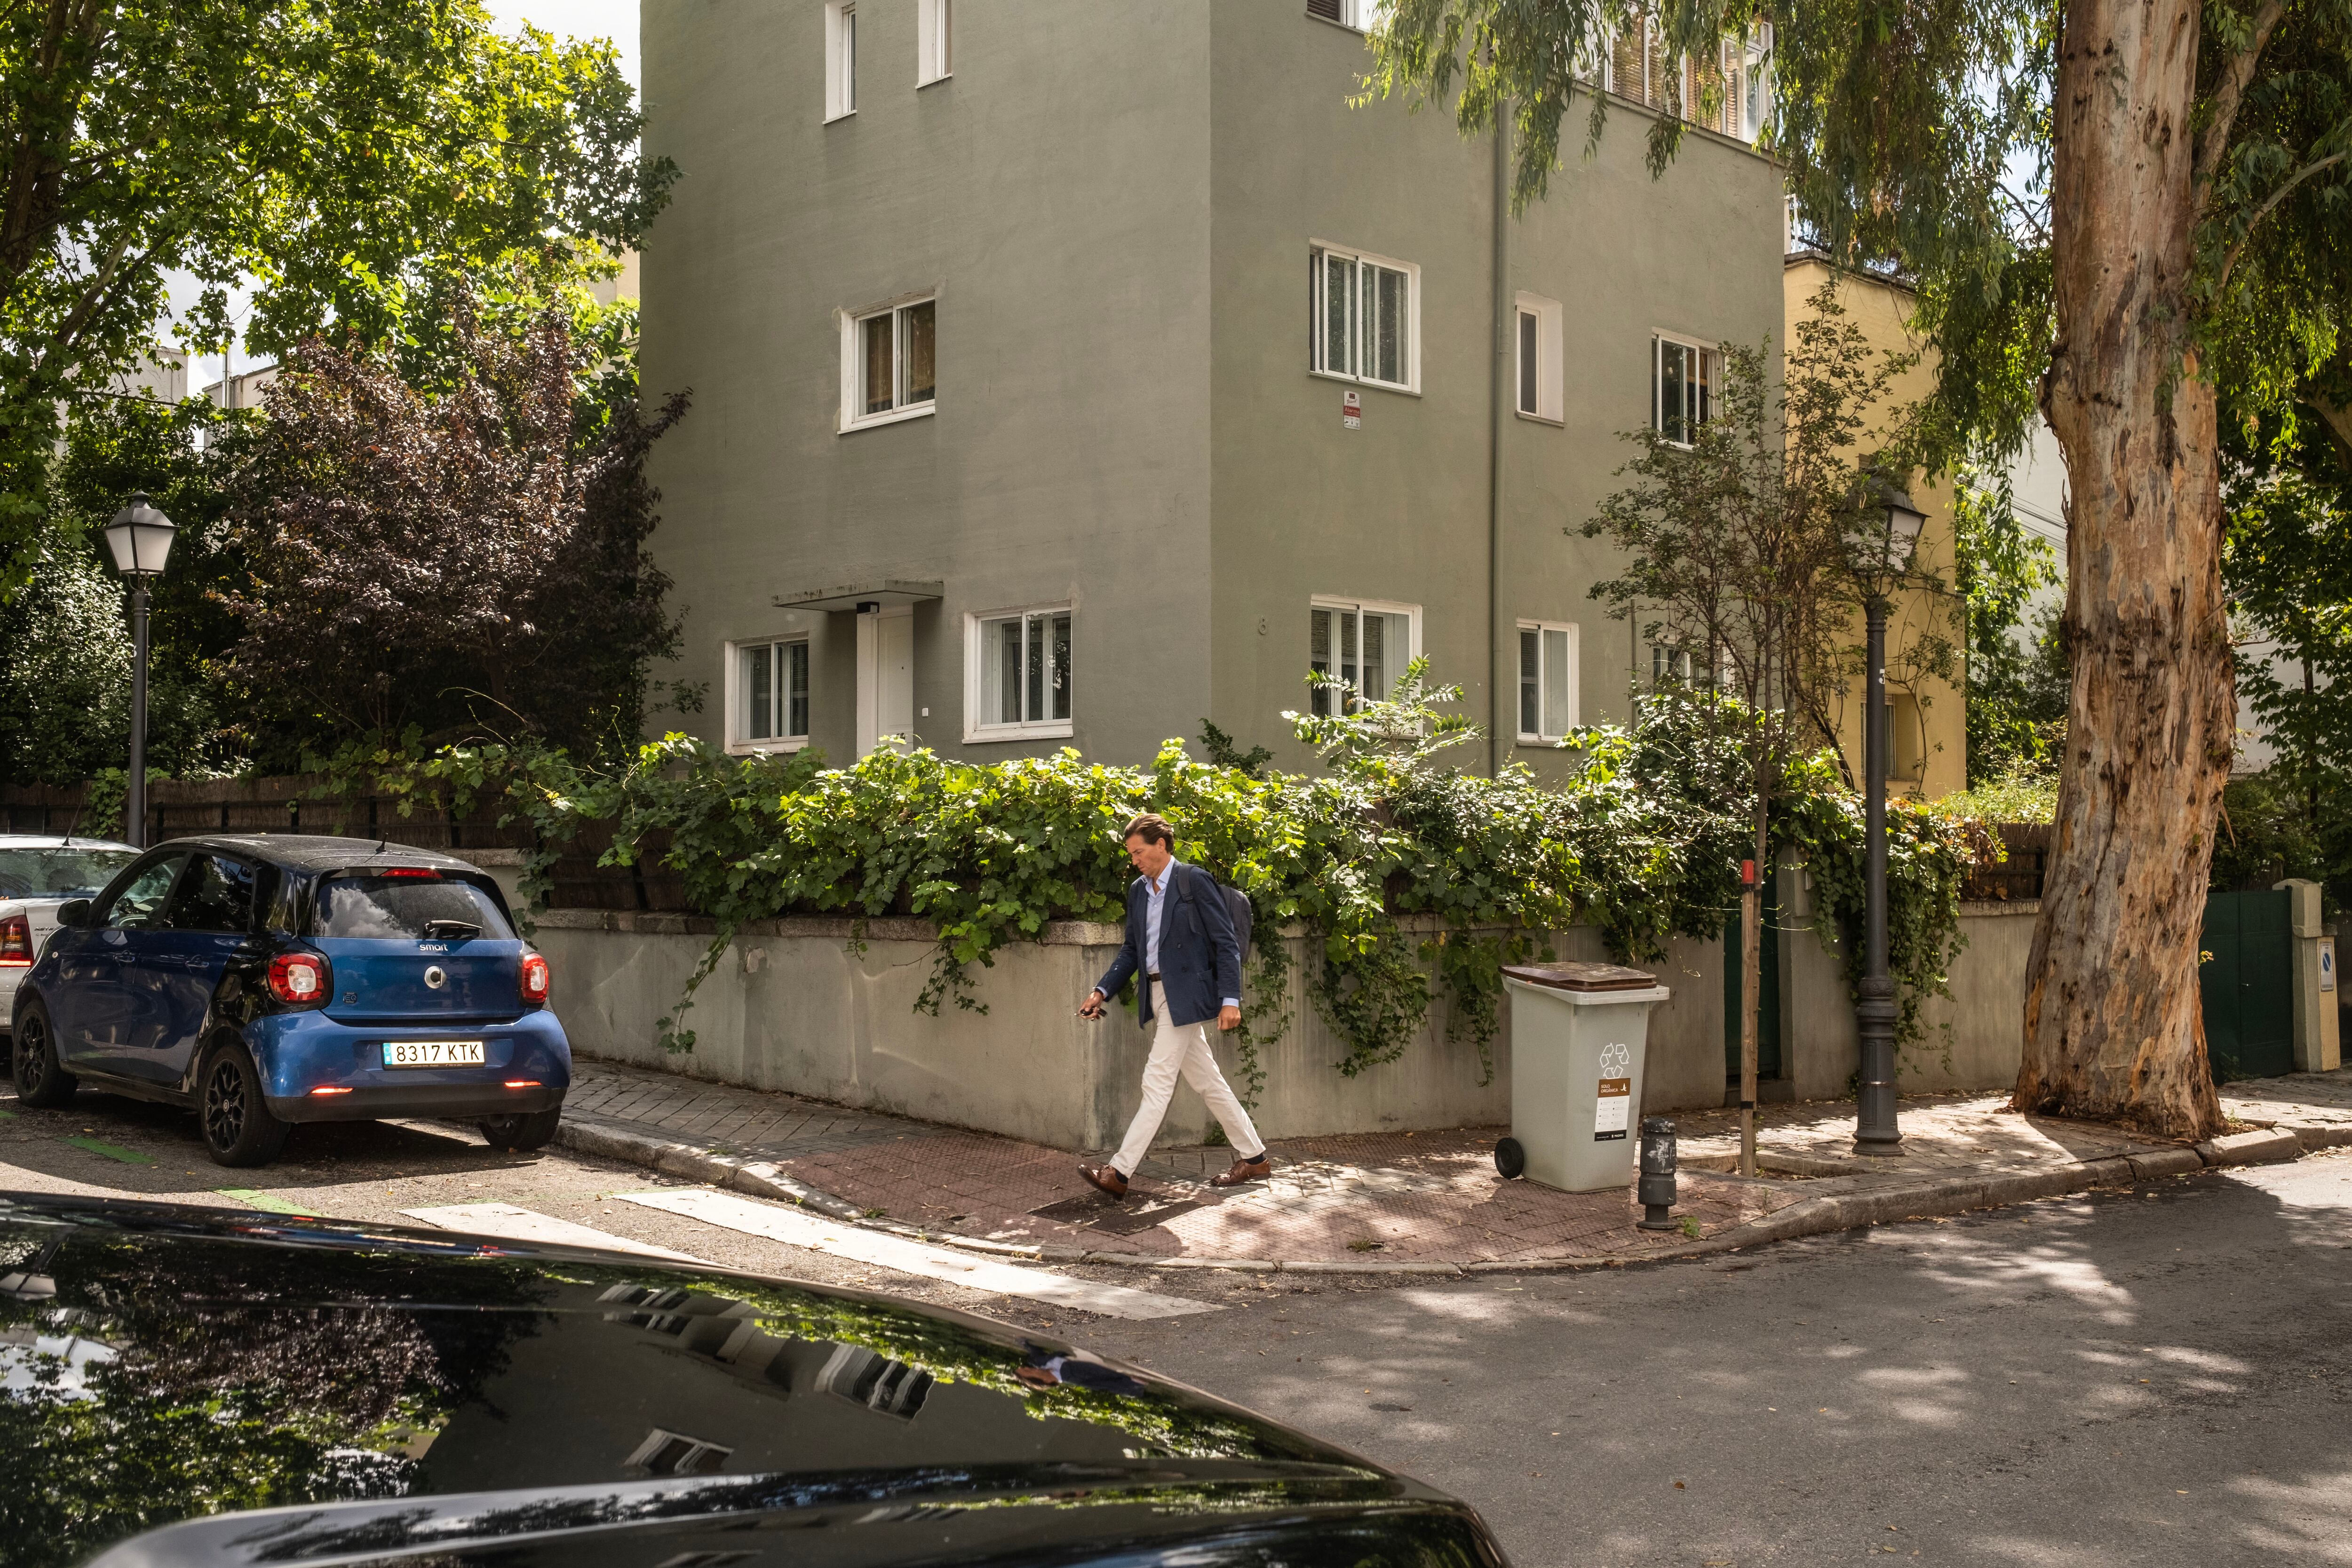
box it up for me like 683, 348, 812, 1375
2015, 0, 2234, 1138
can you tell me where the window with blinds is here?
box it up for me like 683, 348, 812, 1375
1601, 17, 1771, 141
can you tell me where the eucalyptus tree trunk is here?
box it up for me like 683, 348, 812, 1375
2014, 0, 2234, 1138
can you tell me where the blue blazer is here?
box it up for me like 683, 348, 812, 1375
1093, 862, 1242, 1028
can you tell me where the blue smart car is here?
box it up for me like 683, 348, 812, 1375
7, 835, 570, 1167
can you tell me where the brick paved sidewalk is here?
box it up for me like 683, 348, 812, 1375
564, 1060, 1797, 1265
561, 1059, 2352, 1269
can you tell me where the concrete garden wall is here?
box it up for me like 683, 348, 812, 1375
522, 898, 2041, 1151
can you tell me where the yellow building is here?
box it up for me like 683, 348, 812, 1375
1783, 248, 1968, 800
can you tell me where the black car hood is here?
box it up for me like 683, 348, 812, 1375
0, 1195, 1500, 1568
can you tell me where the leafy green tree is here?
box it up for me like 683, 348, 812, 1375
2216, 353, 2352, 903
1580, 284, 1919, 1169
0, 542, 218, 788
0, 0, 673, 589
1951, 471, 2063, 786
1367, 0, 2352, 1138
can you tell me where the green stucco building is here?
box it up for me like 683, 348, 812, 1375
639, 0, 1784, 776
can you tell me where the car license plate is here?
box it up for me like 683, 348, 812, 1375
383, 1040, 486, 1068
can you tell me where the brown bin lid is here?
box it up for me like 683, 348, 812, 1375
1502, 961, 1658, 993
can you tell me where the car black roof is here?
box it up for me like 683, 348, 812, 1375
0, 1192, 1495, 1568
150, 833, 488, 876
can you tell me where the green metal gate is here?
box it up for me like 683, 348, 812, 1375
2200, 888, 2295, 1082
1724, 888, 1784, 1089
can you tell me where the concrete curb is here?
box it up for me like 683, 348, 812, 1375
551, 1107, 2345, 1277
2197, 1128, 2302, 1166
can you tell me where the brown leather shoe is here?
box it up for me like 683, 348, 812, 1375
1208, 1154, 1273, 1188
1079, 1162, 1129, 1199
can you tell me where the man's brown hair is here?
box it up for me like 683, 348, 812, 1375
1122, 812, 1176, 848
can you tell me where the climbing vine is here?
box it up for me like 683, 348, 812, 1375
326, 677, 1984, 1095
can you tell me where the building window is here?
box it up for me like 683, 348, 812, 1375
1311, 244, 1418, 393
1736, 29, 1772, 141
734, 638, 810, 749
1515, 293, 1563, 422
918, 0, 953, 84
1307, 0, 1378, 26
1653, 334, 1717, 445
841, 296, 936, 430
826, 3, 857, 121
1651, 643, 1698, 685
967, 606, 1073, 739
1310, 598, 1419, 715
1518, 622, 1579, 740
626, 1427, 733, 1477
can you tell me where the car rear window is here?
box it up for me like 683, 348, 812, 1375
310, 875, 516, 940
0, 847, 138, 899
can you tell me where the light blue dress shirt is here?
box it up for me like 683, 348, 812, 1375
1144, 858, 1240, 1011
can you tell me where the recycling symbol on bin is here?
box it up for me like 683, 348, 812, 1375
1598, 1043, 1631, 1075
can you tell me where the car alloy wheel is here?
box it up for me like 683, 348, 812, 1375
479, 1107, 563, 1153
203, 1058, 249, 1152
16, 1019, 46, 1097
12, 1003, 74, 1108
198, 1043, 291, 1167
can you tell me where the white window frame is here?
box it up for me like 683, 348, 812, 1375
917, 0, 953, 85
963, 602, 1074, 742
1308, 596, 1422, 716
1310, 242, 1422, 395
1516, 621, 1580, 742
1736, 27, 1772, 142
1514, 292, 1564, 424
726, 636, 812, 754
839, 292, 937, 432
1653, 332, 1719, 447
825, 3, 857, 121
1307, 0, 1381, 28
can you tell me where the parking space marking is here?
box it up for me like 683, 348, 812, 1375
615, 1188, 1219, 1321
398, 1202, 713, 1264
64, 1136, 152, 1164
215, 1188, 318, 1216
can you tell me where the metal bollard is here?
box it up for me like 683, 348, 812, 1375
1636, 1116, 1678, 1230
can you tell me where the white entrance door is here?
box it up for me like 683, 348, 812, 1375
856, 606, 915, 755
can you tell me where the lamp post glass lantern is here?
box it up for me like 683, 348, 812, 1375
1853, 478, 1923, 1155
105, 493, 177, 849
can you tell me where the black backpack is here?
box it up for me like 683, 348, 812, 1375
1178, 867, 1253, 975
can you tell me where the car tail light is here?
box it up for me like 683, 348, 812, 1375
519, 952, 551, 1005
504, 1079, 541, 1089
309, 1086, 353, 1097
0, 914, 29, 967
269, 951, 331, 1008
379, 867, 440, 879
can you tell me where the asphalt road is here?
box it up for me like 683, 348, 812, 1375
5, 1084, 2347, 1567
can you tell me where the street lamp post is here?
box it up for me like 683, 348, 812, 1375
1852, 478, 1925, 1156
102, 494, 178, 849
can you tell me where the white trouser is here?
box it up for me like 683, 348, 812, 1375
1110, 979, 1264, 1179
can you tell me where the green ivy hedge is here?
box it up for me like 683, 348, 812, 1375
337, 689, 1986, 1095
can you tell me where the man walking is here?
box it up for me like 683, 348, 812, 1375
1077, 814, 1272, 1197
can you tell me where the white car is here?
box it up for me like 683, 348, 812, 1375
0, 835, 140, 1032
